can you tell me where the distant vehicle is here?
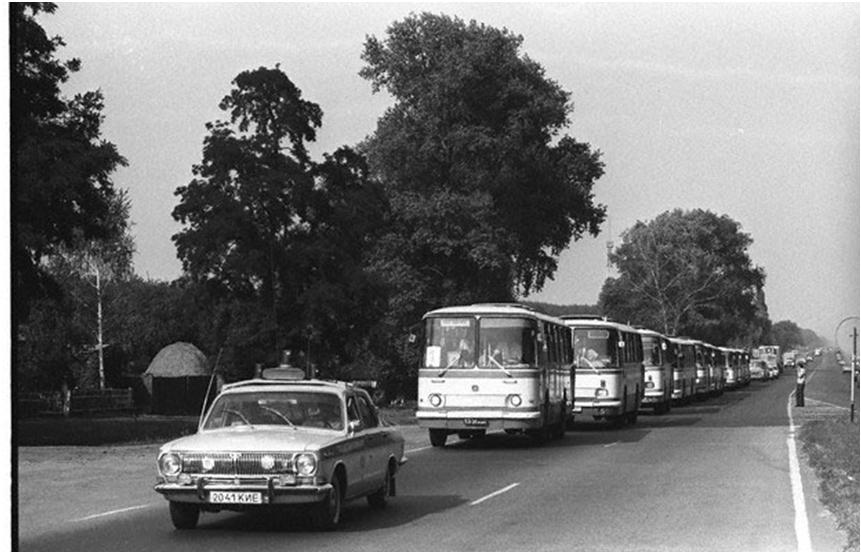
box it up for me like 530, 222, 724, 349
154, 367, 407, 530
749, 360, 768, 381
782, 351, 796, 369
667, 336, 696, 403
756, 345, 781, 376
637, 328, 673, 414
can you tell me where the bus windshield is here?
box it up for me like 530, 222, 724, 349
424, 316, 536, 369
573, 328, 616, 368
642, 335, 661, 367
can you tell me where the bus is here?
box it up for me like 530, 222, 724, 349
706, 343, 725, 396
563, 317, 644, 426
416, 303, 573, 447
637, 328, 673, 414
667, 336, 696, 403
690, 339, 711, 397
718, 347, 737, 389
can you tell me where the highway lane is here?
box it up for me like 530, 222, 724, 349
20, 376, 803, 552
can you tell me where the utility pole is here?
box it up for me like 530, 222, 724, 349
94, 265, 105, 390
852, 327, 858, 422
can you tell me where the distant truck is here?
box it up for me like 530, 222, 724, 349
782, 351, 796, 369
757, 345, 782, 376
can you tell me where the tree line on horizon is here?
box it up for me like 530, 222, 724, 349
11, 4, 824, 400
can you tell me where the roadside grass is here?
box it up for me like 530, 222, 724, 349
16, 415, 199, 446
16, 406, 418, 447
798, 417, 860, 552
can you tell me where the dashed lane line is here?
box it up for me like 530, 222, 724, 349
470, 483, 520, 506
72, 504, 155, 523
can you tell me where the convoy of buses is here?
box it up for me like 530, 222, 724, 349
416, 303, 775, 446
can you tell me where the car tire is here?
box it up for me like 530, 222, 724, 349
312, 475, 342, 531
429, 429, 448, 447
367, 464, 393, 509
169, 501, 200, 530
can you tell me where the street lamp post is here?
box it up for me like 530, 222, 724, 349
834, 316, 860, 423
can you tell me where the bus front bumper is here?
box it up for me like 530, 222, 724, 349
416, 410, 542, 431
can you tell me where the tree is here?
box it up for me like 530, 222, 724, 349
360, 13, 606, 327
770, 320, 804, 352
172, 66, 389, 379
599, 209, 766, 345
12, 3, 127, 322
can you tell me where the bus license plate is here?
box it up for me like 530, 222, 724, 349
572, 406, 583, 413
209, 491, 263, 504
463, 418, 488, 427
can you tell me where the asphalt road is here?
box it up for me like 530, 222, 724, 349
19, 364, 843, 552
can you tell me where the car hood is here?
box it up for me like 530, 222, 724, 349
160, 427, 344, 453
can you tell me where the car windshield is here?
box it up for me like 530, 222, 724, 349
203, 391, 344, 431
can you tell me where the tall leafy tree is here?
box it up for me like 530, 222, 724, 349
172, 66, 388, 378
599, 209, 766, 345
11, 3, 127, 321
770, 320, 804, 352
360, 13, 606, 328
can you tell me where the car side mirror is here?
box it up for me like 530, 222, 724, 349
348, 420, 362, 434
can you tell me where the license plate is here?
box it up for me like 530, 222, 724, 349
463, 418, 488, 427
572, 406, 583, 413
209, 491, 263, 504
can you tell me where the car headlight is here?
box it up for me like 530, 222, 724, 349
159, 452, 182, 477
294, 453, 317, 476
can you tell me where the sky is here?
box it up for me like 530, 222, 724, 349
36, 3, 859, 344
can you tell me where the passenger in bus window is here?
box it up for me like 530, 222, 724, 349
457, 336, 474, 366
506, 342, 522, 364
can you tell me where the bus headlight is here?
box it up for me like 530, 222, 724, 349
429, 394, 443, 407
507, 394, 522, 407
595, 388, 609, 398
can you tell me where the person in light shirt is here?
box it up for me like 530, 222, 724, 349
795, 359, 806, 407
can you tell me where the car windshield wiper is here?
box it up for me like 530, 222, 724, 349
258, 405, 297, 429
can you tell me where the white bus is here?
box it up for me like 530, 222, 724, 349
719, 347, 738, 389
667, 336, 696, 403
705, 343, 724, 396
416, 303, 573, 447
563, 317, 644, 426
637, 328, 673, 414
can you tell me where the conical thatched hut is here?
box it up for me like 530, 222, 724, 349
143, 342, 211, 415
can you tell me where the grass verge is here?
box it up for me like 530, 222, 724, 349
798, 417, 860, 552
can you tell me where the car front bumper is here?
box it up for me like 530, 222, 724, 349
155, 478, 332, 506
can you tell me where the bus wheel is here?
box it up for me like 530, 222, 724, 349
429, 429, 447, 447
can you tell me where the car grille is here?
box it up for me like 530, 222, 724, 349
181, 452, 295, 475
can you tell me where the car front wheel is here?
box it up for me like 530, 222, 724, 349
312, 476, 342, 531
169, 501, 200, 530
367, 463, 393, 509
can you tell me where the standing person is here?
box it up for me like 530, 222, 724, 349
795, 359, 806, 407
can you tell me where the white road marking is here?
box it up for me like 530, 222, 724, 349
603, 441, 620, 448
470, 482, 519, 506
786, 387, 812, 552
72, 504, 153, 522
405, 445, 433, 454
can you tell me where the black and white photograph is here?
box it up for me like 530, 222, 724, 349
10, 3, 860, 551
